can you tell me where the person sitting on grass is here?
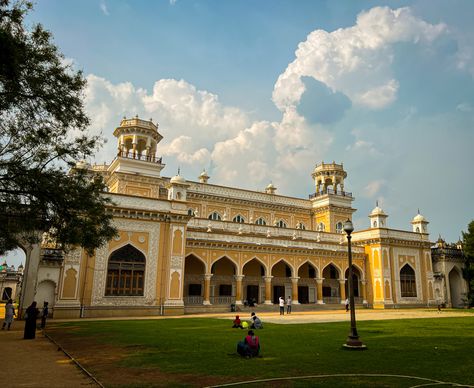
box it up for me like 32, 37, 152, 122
250, 312, 263, 329
232, 315, 243, 328
237, 330, 260, 358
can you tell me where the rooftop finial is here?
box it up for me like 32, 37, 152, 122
177, 167, 181, 175
376, 200, 379, 207
417, 208, 420, 214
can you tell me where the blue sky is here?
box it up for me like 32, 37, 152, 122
5, 0, 474, 266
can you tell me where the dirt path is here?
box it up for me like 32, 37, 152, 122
0, 325, 96, 387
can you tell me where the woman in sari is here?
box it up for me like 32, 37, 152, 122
23, 301, 39, 339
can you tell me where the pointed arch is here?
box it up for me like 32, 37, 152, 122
211, 255, 237, 276
232, 214, 245, 223
321, 261, 342, 279
242, 257, 267, 277
400, 264, 416, 297
270, 259, 294, 277
184, 253, 207, 274
106, 244, 146, 296
297, 260, 318, 278
448, 266, 464, 308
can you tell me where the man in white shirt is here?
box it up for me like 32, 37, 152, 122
279, 296, 285, 315
286, 296, 292, 314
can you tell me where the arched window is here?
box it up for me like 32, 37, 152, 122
400, 265, 417, 297
255, 218, 266, 226
106, 244, 146, 296
2, 287, 12, 300
318, 222, 325, 232
208, 212, 222, 221
336, 222, 343, 233
233, 214, 245, 223
276, 220, 287, 228
416, 227, 420, 233
187, 208, 195, 216
296, 222, 306, 230
373, 221, 377, 228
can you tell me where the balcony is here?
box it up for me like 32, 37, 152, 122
117, 151, 163, 164
309, 188, 352, 199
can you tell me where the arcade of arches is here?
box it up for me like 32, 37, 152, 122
183, 254, 367, 306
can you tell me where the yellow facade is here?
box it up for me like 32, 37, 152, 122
46, 118, 435, 318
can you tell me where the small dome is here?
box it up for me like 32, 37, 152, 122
170, 174, 186, 184
199, 170, 209, 178
413, 213, 426, 222
370, 206, 386, 216
266, 183, 275, 190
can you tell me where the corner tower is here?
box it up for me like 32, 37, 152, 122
310, 161, 355, 233
108, 115, 165, 178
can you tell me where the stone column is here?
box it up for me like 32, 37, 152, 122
291, 277, 300, 304
361, 280, 368, 304
316, 278, 324, 304
19, 242, 42, 317
339, 279, 346, 303
234, 275, 245, 305
264, 276, 273, 304
203, 274, 213, 305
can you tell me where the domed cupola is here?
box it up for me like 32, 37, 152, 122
167, 169, 190, 202
369, 201, 388, 228
411, 210, 429, 233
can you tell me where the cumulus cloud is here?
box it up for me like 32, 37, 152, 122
363, 180, 387, 198
272, 6, 446, 111
456, 102, 472, 112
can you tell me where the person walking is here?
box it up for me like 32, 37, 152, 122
286, 296, 292, 314
41, 301, 49, 329
23, 301, 39, 339
2, 299, 16, 330
279, 296, 285, 315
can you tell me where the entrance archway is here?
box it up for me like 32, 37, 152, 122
271, 260, 292, 304
184, 254, 205, 305
322, 264, 340, 303
297, 262, 318, 304
448, 268, 464, 308
242, 258, 265, 304
344, 266, 361, 301
211, 257, 236, 304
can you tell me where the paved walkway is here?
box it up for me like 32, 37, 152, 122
1, 309, 472, 387
0, 326, 96, 387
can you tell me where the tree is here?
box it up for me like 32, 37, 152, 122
462, 220, 474, 307
0, 0, 116, 255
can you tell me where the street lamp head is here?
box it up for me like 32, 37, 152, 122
343, 219, 354, 236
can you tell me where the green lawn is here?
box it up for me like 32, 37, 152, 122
49, 316, 474, 387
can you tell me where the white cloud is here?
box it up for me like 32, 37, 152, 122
363, 180, 386, 198
272, 6, 446, 111
99, 1, 109, 16
456, 102, 472, 112
169, 0, 177, 5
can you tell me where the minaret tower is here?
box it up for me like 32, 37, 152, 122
310, 161, 355, 233
108, 115, 165, 178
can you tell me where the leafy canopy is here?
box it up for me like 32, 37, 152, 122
0, 0, 116, 255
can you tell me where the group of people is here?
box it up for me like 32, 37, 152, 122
233, 312, 263, 358
279, 296, 292, 315
232, 312, 263, 330
2, 300, 49, 339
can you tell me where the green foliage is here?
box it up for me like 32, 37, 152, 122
0, 0, 116, 254
52, 317, 474, 387
462, 220, 474, 306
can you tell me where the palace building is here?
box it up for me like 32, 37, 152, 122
19, 117, 466, 318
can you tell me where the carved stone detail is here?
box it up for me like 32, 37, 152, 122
91, 218, 160, 306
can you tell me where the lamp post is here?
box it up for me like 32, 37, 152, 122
343, 219, 366, 350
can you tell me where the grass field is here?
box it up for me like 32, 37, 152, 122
47, 315, 474, 387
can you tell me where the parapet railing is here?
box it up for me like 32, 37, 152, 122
309, 188, 352, 199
